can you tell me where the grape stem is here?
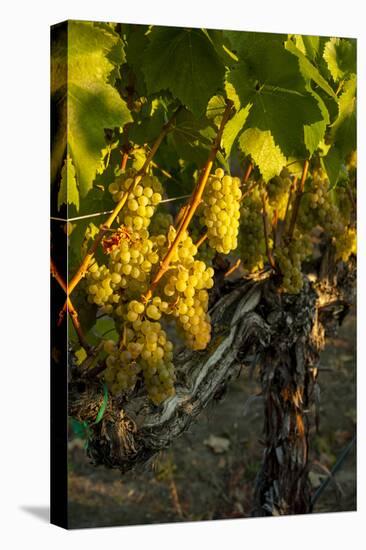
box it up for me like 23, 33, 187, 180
261, 192, 276, 270
121, 152, 129, 171
57, 106, 182, 323
195, 232, 208, 248
241, 161, 253, 185
143, 100, 234, 303
224, 258, 241, 277
50, 258, 91, 352
287, 160, 310, 240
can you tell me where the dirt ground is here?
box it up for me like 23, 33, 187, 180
68, 310, 356, 529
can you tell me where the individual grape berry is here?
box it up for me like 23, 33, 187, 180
200, 168, 241, 254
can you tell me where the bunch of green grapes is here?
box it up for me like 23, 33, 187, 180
108, 169, 163, 230
334, 227, 356, 262
102, 299, 175, 405
267, 171, 292, 219
334, 185, 354, 227
85, 222, 215, 402
238, 187, 267, 272
85, 263, 115, 308
200, 168, 242, 254
159, 228, 214, 350
298, 168, 344, 236
275, 231, 312, 294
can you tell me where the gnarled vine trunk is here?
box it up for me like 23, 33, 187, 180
69, 254, 355, 515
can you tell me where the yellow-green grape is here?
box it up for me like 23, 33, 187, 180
334, 227, 356, 262
267, 172, 292, 219
275, 232, 312, 294
108, 169, 163, 231
200, 168, 242, 254
238, 188, 267, 272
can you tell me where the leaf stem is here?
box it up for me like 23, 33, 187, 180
241, 161, 253, 185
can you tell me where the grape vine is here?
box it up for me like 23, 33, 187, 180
51, 23, 356, 420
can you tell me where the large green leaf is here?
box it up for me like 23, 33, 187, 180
330, 76, 356, 157
238, 128, 287, 181
323, 38, 356, 82
51, 21, 132, 198
301, 35, 320, 61
225, 32, 323, 157
166, 108, 215, 165
142, 28, 225, 116
322, 145, 343, 187
304, 85, 330, 156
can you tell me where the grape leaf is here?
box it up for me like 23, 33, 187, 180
92, 317, 118, 341
225, 32, 323, 157
301, 35, 320, 61
142, 27, 225, 116
323, 38, 356, 82
57, 156, 79, 211
285, 39, 337, 99
304, 85, 330, 156
322, 145, 343, 187
222, 105, 251, 158
51, 21, 132, 197
167, 109, 215, 165
330, 76, 356, 157
206, 95, 226, 126
238, 128, 287, 181
128, 99, 167, 145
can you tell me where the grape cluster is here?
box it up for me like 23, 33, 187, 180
334, 227, 356, 262
267, 172, 292, 219
298, 169, 344, 236
275, 232, 312, 294
86, 228, 161, 312
238, 187, 267, 272
102, 299, 175, 404
85, 218, 214, 402
200, 168, 241, 254
108, 169, 163, 231
160, 228, 214, 350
